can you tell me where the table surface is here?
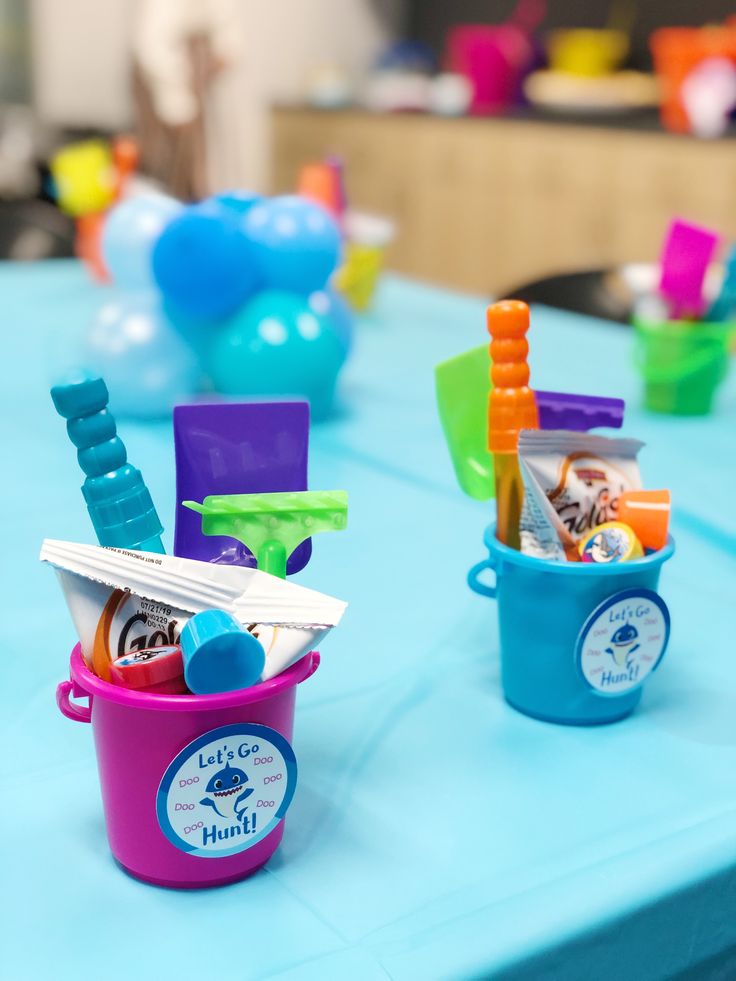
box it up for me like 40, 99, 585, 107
3, 262, 736, 981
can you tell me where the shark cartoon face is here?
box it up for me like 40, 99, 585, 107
605, 623, 640, 666
200, 763, 253, 822
588, 530, 624, 563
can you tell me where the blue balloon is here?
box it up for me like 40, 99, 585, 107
152, 200, 261, 321
244, 195, 342, 294
102, 194, 182, 289
85, 292, 201, 418
308, 287, 354, 358
208, 290, 344, 420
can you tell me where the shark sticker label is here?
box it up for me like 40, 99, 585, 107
576, 588, 670, 696
156, 723, 297, 858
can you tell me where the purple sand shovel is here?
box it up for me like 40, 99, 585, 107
173, 401, 312, 573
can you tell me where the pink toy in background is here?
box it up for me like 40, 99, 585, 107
446, 25, 520, 114
445, 0, 545, 114
657, 218, 720, 319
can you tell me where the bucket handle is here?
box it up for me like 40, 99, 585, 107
299, 651, 320, 683
467, 555, 498, 599
56, 680, 92, 723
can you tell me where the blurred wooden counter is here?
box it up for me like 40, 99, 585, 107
271, 107, 736, 295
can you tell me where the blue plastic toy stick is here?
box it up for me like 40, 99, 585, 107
50, 371, 165, 552
705, 245, 736, 323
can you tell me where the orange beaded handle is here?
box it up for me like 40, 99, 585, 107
487, 300, 539, 453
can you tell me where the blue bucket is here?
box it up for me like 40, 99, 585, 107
468, 525, 675, 726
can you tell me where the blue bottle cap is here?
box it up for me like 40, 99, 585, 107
180, 610, 266, 695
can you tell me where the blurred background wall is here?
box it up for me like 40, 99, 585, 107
31, 0, 133, 130
4, 0, 736, 295
0, 0, 31, 104
28, 0, 403, 190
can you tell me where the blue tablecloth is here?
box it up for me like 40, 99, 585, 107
3, 262, 736, 980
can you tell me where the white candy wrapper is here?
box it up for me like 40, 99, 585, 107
518, 431, 643, 561
40, 539, 347, 682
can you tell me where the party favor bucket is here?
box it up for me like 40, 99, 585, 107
634, 318, 732, 415
468, 526, 674, 725
57, 644, 319, 888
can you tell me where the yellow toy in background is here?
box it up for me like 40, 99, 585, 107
49, 136, 139, 282
49, 140, 116, 218
336, 240, 385, 312
546, 29, 629, 77
335, 212, 395, 312
296, 157, 395, 312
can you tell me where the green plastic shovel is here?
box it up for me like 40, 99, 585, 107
434, 344, 495, 501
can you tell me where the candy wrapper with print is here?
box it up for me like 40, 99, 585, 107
518, 431, 643, 562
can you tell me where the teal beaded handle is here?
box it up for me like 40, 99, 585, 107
50, 372, 165, 552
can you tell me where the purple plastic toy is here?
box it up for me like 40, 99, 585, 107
173, 401, 311, 573
57, 645, 319, 888
658, 218, 720, 319
536, 391, 625, 431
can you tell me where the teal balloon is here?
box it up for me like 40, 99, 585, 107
85, 291, 201, 418
102, 194, 182, 289
308, 287, 354, 358
209, 290, 344, 420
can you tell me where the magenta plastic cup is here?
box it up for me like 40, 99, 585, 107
57, 645, 319, 889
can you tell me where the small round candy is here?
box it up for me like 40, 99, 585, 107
244, 195, 342, 294
152, 200, 261, 321
579, 522, 644, 564
110, 644, 187, 694
102, 194, 182, 289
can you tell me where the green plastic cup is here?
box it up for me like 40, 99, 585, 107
634, 318, 733, 416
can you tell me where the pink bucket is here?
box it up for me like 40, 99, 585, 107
57, 644, 319, 889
